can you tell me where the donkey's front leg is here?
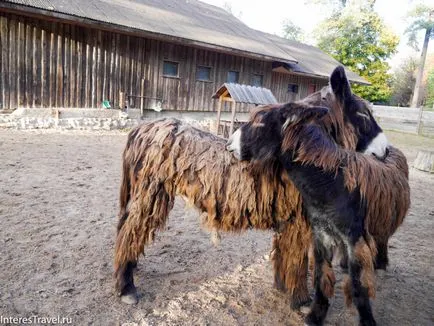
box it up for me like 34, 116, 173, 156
113, 211, 139, 304
305, 238, 335, 326
114, 212, 139, 304
374, 239, 388, 270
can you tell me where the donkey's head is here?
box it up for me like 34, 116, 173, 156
301, 66, 389, 160
226, 102, 328, 162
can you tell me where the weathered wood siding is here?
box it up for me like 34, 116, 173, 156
270, 72, 328, 103
0, 11, 327, 112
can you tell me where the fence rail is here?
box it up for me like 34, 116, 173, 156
372, 106, 434, 137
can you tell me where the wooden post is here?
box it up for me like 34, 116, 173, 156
229, 100, 236, 136
416, 106, 423, 135
119, 91, 125, 110
215, 97, 222, 135
140, 78, 145, 117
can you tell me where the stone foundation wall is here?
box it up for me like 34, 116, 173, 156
0, 116, 139, 130
0, 108, 230, 132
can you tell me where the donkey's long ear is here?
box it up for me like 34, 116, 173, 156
330, 66, 352, 101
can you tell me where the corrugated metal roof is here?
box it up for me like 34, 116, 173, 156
259, 31, 369, 85
2, 0, 368, 84
212, 83, 277, 105
3, 0, 298, 63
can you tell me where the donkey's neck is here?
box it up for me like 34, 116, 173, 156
283, 124, 348, 174
281, 158, 344, 204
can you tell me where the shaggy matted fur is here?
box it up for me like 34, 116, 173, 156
114, 99, 364, 305
228, 103, 398, 325
270, 68, 409, 306
238, 90, 360, 305
253, 100, 409, 307
114, 66, 396, 307
281, 115, 410, 268
114, 118, 306, 302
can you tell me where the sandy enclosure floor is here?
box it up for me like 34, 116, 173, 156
0, 129, 433, 326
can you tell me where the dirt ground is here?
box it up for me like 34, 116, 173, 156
0, 128, 433, 326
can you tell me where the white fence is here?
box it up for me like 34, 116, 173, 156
372, 106, 434, 137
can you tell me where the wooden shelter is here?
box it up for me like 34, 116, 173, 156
212, 83, 277, 137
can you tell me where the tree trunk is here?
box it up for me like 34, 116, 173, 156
411, 27, 432, 108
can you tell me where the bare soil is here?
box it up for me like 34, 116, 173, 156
0, 129, 433, 326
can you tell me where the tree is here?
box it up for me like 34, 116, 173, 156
425, 69, 434, 108
405, 3, 434, 108
282, 19, 304, 42
315, 3, 399, 103
389, 57, 418, 107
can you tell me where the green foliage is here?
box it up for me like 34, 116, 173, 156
405, 3, 434, 51
425, 69, 434, 108
315, 4, 399, 103
282, 19, 304, 42
389, 57, 418, 107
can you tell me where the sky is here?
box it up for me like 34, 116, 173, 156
200, 0, 434, 69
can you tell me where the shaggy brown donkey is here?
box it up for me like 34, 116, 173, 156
115, 118, 302, 304
114, 67, 389, 307
227, 103, 408, 325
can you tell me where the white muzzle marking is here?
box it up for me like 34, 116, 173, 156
226, 128, 242, 159
364, 132, 389, 158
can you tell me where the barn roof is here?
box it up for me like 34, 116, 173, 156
2, 0, 368, 84
2, 0, 297, 64
260, 32, 369, 85
212, 83, 277, 105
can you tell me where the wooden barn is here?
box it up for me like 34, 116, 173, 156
0, 0, 367, 114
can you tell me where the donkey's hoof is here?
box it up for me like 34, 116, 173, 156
359, 318, 377, 326
121, 292, 138, 305
304, 314, 323, 326
299, 305, 311, 315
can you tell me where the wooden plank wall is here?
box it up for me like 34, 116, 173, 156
270, 72, 328, 104
0, 11, 327, 112
0, 12, 153, 110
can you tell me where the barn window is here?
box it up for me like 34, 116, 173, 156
288, 83, 299, 93
308, 84, 317, 95
163, 61, 179, 77
196, 66, 211, 81
252, 74, 263, 87
227, 71, 239, 83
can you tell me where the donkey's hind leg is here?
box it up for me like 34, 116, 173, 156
345, 237, 377, 326
114, 184, 174, 304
